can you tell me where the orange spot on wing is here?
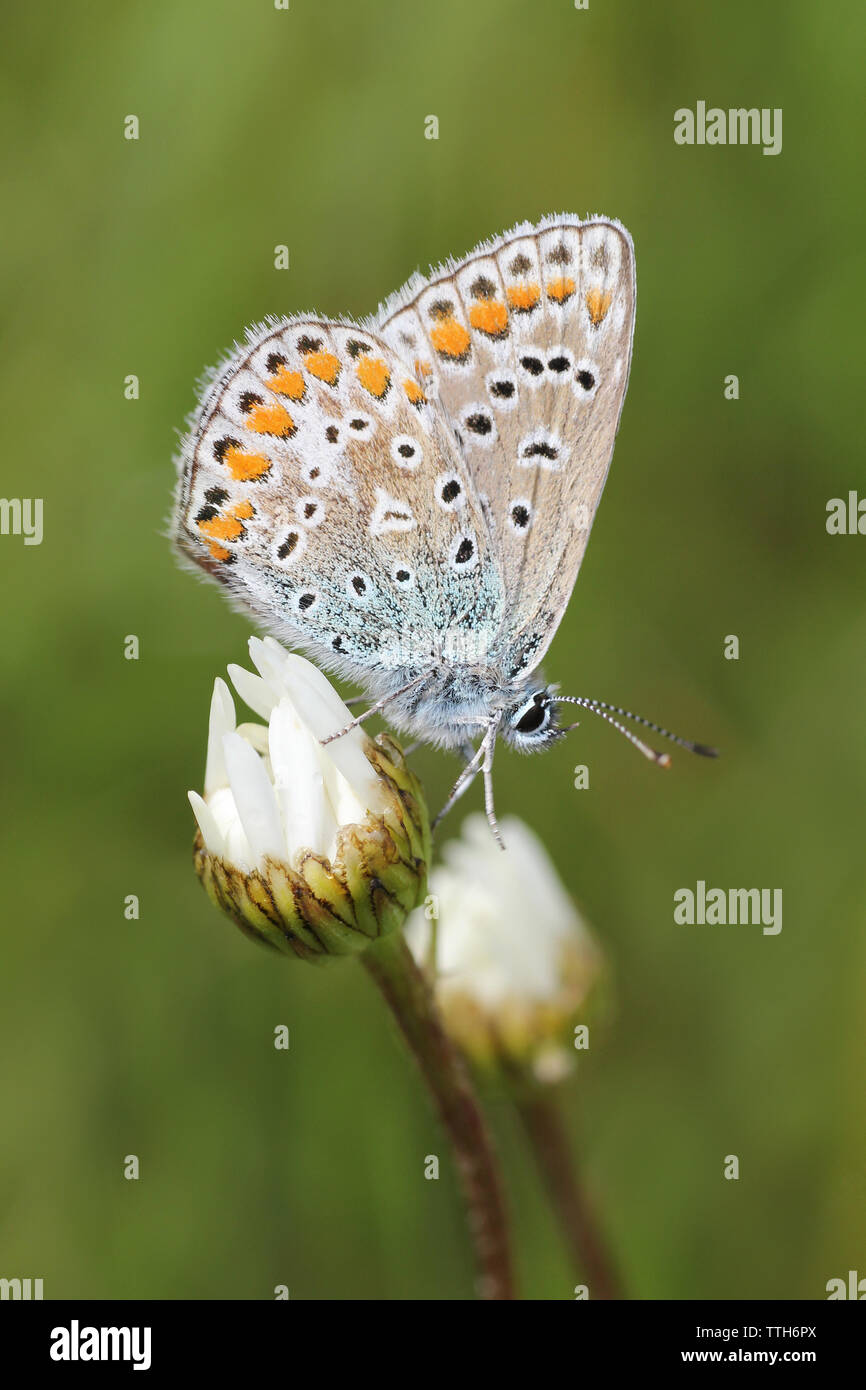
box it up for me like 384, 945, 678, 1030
430, 318, 471, 359
469, 300, 508, 337
586, 287, 613, 325
206, 541, 232, 562
245, 402, 295, 437
303, 350, 340, 384
403, 379, 427, 404
230, 500, 255, 520
265, 366, 306, 400
507, 283, 540, 311
356, 355, 391, 397
223, 446, 272, 481
547, 276, 575, 303
198, 514, 244, 542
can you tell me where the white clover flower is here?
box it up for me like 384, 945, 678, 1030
189, 637, 430, 962
407, 815, 601, 1079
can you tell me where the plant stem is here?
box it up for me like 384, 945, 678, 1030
516, 1087, 623, 1300
361, 933, 515, 1300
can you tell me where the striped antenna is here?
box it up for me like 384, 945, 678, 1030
555, 695, 718, 766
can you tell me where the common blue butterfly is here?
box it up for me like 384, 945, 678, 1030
174, 215, 715, 840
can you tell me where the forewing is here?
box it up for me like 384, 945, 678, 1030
173, 318, 502, 683
378, 215, 635, 679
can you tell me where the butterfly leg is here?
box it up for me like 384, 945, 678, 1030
481, 723, 505, 850
320, 672, 432, 744
432, 739, 486, 831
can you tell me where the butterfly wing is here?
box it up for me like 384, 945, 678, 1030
378, 215, 635, 680
173, 317, 503, 687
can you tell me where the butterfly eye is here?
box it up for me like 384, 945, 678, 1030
513, 695, 550, 735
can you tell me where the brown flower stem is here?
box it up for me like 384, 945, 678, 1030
361, 933, 516, 1300
515, 1087, 624, 1300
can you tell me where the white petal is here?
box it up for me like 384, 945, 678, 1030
255, 642, 379, 806
188, 790, 225, 858
227, 663, 279, 722
209, 786, 254, 874
281, 655, 383, 809
207, 785, 242, 838
404, 903, 430, 961
236, 721, 270, 756
280, 651, 355, 731
204, 678, 236, 797
417, 815, 592, 1009
222, 731, 285, 866
321, 760, 370, 833
502, 818, 582, 939
248, 636, 292, 692
269, 698, 336, 861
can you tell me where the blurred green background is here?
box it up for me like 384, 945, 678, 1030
1, 0, 864, 1300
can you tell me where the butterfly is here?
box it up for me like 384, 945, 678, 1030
173, 214, 715, 842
